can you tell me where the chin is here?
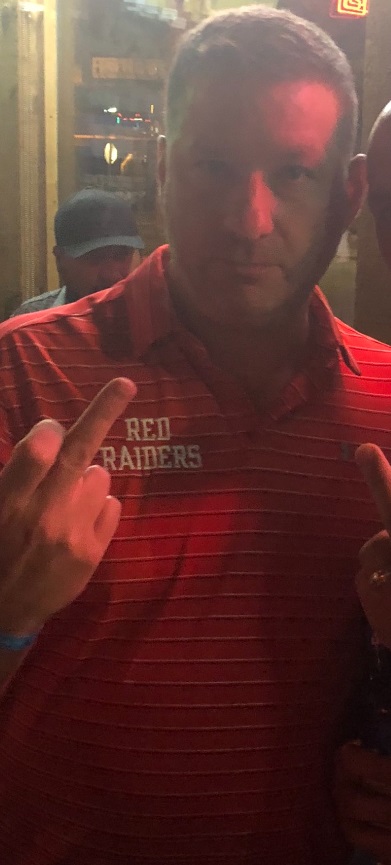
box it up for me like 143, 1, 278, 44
198, 301, 284, 332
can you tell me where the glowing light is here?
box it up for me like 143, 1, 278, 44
19, 2, 44, 11
329, 0, 369, 17
104, 143, 118, 165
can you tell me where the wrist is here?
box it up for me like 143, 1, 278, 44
0, 603, 46, 640
0, 607, 44, 645
0, 628, 39, 652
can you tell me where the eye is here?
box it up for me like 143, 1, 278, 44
277, 165, 314, 183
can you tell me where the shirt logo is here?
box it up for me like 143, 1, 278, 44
99, 416, 203, 472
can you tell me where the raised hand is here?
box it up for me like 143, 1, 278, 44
336, 741, 391, 864
0, 377, 136, 637
355, 443, 391, 649
336, 443, 391, 864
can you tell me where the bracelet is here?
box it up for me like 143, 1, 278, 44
0, 630, 39, 652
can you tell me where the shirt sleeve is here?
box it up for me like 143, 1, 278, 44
0, 325, 33, 469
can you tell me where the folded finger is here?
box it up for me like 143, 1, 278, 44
359, 531, 391, 568
94, 496, 122, 552
339, 781, 391, 819
78, 465, 111, 525
0, 419, 65, 512
338, 742, 391, 788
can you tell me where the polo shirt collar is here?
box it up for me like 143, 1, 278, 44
124, 244, 361, 379
310, 285, 361, 377
124, 245, 179, 358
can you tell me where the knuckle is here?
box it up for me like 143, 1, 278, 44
34, 515, 97, 565
0, 505, 28, 542
34, 517, 63, 547
57, 442, 92, 473
81, 466, 111, 502
91, 464, 111, 485
14, 435, 52, 471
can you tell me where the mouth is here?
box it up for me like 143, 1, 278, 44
229, 262, 281, 279
223, 256, 281, 268
209, 258, 283, 287
231, 262, 275, 270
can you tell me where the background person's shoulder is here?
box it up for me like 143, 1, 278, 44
9, 287, 68, 318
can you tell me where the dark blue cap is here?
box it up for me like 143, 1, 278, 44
55, 188, 144, 258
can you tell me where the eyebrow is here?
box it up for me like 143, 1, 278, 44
190, 142, 321, 164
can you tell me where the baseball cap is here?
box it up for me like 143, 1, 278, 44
54, 188, 144, 258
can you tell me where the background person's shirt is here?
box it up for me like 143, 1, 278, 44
10, 285, 67, 316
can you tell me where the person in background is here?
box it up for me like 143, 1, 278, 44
366, 101, 391, 271
11, 188, 144, 315
0, 7, 391, 865
334, 102, 391, 865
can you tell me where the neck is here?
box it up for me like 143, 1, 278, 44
172, 293, 312, 410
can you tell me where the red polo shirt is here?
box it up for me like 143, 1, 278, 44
0, 246, 389, 865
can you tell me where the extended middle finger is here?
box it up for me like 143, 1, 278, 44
40, 378, 136, 501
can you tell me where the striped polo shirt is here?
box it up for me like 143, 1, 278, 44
0, 245, 390, 865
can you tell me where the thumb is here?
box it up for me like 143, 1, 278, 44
356, 443, 391, 536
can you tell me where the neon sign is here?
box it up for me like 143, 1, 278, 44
329, 0, 369, 17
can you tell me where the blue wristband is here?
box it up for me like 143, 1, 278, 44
0, 630, 38, 652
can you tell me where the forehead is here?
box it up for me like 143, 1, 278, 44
177, 77, 342, 166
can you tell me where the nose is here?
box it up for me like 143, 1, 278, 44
224, 171, 275, 240
99, 257, 133, 287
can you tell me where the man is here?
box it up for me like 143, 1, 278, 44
0, 7, 390, 865
11, 188, 144, 315
366, 101, 391, 271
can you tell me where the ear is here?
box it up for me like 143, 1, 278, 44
157, 135, 167, 193
131, 250, 141, 271
344, 153, 367, 226
53, 246, 66, 280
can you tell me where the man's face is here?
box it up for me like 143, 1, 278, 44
55, 246, 138, 299
162, 76, 356, 330
367, 118, 391, 272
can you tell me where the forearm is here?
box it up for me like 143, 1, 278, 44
0, 379, 134, 705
